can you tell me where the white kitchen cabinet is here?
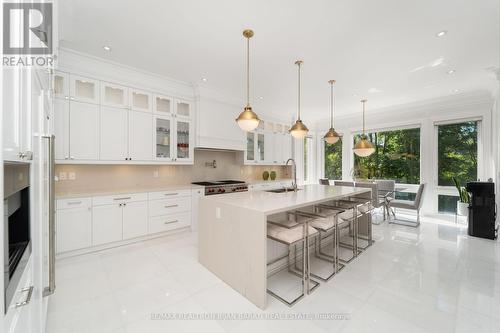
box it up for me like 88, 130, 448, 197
92, 204, 123, 246
243, 122, 292, 165
102, 82, 128, 108
175, 99, 192, 118
129, 110, 153, 160
174, 118, 194, 162
69, 74, 99, 104
154, 115, 173, 161
130, 88, 152, 112
53, 71, 69, 99
56, 203, 92, 253
149, 212, 191, 234
122, 201, 148, 239
154, 94, 173, 114
100, 106, 128, 161
69, 101, 99, 160
53, 98, 70, 160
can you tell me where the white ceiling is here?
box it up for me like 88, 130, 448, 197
59, 0, 499, 122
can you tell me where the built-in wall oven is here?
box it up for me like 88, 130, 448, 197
3, 163, 31, 311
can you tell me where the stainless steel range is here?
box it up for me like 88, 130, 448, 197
192, 180, 248, 195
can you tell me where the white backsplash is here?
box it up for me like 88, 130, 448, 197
55, 150, 291, 195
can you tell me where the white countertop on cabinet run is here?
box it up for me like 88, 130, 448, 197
55, 184, 203, 199
202, 184, 370, 215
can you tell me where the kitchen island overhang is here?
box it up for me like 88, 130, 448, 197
198, 184, 372, 309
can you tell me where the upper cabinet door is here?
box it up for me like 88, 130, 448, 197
154, 115, 173, 161
69, 101, 99, 160
245, 132, 255, 163
54, 98, 70, 160
153, 94, 173, 114
101, 82, 128, 108
53, 71, 69, 99
130, 89, 151, 113
100, 106, 128, 161
174, 119, 193, 162
129, 111, 153, 161
175, 99, 192, 118
70, 75, 99, 104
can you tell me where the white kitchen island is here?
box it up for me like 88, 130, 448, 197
198, 184, 371, 309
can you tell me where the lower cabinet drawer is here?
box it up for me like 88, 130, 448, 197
149, 212, 191, 234
148, 197, 191, 217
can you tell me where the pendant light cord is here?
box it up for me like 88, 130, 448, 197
361, 99, 366, 135
297, 61, 301, 120
330, 81, 335, 128
246, 36, 250, 107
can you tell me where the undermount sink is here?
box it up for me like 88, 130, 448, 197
266, 188, 301, 193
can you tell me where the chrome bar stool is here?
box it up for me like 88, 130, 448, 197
317, 200, 363, 263
292, 206, 345, 281
343, 196, 374, 250
266, 213, 320, 306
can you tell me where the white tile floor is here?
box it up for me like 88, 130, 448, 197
46, 216, 500, 333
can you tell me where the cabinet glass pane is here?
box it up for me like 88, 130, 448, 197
132, 92, 149, 109
54, 75, 65, 95
75, 79, 95, 100
246, 132, 254, 160
104, 86, 124, 105
177, 102, 190, 117
155, 118, 171, 158
176, 121, 190, 159
257, 133, 264, 160
156, 96, 171, 113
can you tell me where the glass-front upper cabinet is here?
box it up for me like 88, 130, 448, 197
102, 82, 128, 108
153, 94, 172, 114
130, 89, 151, 112
53, 71, 69, 99
69, 75, 99, 104
246, 132, 255, 162
175, 100, 192, 118
175, 119, 193, 161
154, 116, 172, 160
257, 133, 265, 161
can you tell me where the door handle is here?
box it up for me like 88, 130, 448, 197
164, 220, 178, 225
164, 204, 178, 208
114, 197, 131, 201
43, 135, 56, 297
15, 286, 34, 308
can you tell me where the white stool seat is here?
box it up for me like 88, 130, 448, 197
309, 217, 335, 232
267, 224, 318, 245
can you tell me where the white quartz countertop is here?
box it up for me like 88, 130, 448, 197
202, 184, 370, 215
55, 184, 204, 199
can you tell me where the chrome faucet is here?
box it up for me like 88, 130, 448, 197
286, 158, 298, 192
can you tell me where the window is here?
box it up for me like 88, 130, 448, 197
437, 121, 478, 186
324, 139, 342, 180
353, 127, 420, 184
302, 136, 315, 183
436, 121, 478, 214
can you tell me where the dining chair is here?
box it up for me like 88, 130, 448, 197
374, 179, 395, 220
387, 183, 425, 227
319, 179, 330, 185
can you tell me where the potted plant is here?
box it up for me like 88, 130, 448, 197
453, 177, 470, 216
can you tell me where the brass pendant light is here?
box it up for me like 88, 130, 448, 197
353, 99, 375, 157
324, 80, 341, 144
236, 29, 261, 132
289, 60, 309, 139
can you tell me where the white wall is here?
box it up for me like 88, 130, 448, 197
314, 91, 496, 215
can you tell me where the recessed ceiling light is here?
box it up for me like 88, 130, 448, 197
201, 78, 208, 82
258, 96, 264, 100
436, 30, 447, 37
447, 69, 456, 75
368, 88, 382, 93
103, 46, 111, 51
452, 89, 460, 93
